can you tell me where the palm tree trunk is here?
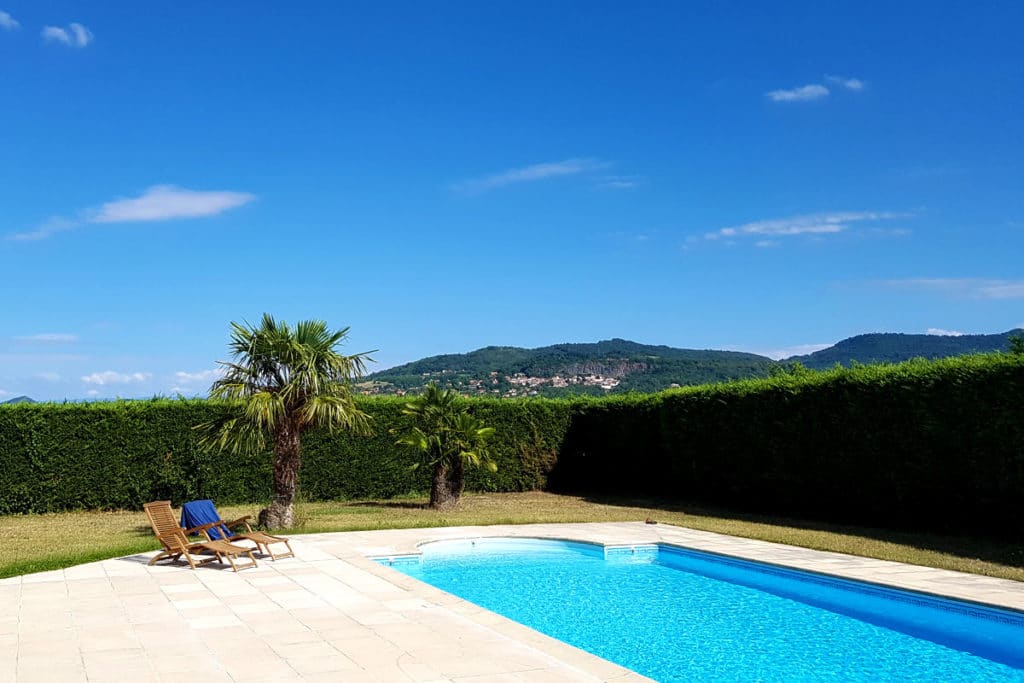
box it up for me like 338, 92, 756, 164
430, 459, 465, 510
263, 420, 301, 529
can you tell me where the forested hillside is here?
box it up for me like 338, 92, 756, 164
363, 339, 775, 397
361, 330, 1023, 397
788, 329, 1022, 369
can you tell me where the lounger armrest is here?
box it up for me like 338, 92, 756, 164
183, 521, 220, 535
225, 515, 254, 532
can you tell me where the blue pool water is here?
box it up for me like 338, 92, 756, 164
379, 538, 1024, 682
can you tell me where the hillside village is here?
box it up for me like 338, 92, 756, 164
358, 369, 636, 397
356, 331, 1022, 399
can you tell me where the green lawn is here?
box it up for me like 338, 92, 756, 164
2, 492, 1022, 582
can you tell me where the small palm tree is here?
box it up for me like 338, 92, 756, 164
196, 314, 373, 529
396, 383, 496, 510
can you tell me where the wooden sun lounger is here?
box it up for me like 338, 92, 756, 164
181, 499, 295, 561
143, 500, 257, 572
211, 514, 295, 561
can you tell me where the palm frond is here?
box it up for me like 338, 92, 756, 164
194, 415, 268, 455
197, 314, 372, 455
394, 382, 498, 473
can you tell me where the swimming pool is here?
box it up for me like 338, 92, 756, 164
378, 538, 1024, 682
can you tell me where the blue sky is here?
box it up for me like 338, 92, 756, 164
1, 2, 1022, 401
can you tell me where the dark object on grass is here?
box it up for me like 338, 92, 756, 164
645, 517, 658, 524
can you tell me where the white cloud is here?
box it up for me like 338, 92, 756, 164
706, 211, 905, 242
826, 75, 865, 91
85, 389, 99, 397
81, 371, 151, 385
980, 283, 1024, 299
730, 343, 833, 360
767, 76, 865, 103
0, 389, 11, 397
451, 158, 609, 193
864, 227, 912, 237
772, 343, 832, 360
174, 369, 225, 384
71, 23, 92, 46
766, 84, 829, 102
8, 216, 78, 242
9, 185, 256, 241
42, 23, 93, 47
883, 278, 1024, 300
35, 372, 61, 382
0, 11, 20, 30
754, 240, 779, 248
927, 328, 964, 336
92, 185, 256, 223
596, 175, 643, 190
16, 333, 78, 343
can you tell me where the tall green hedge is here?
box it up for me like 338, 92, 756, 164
0, 396, 572, 513
1, 354, 1021, 539
553, 354, 1024, 538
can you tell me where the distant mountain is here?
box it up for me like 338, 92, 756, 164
362, 329, 1023, 398
364, 339, 776, 397
2, 395, 36, 405
785, 329, 1023, 369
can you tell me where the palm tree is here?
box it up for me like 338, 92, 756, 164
396, 383, 496, 510
196, 314, 373, 529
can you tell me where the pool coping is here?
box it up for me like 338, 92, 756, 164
346, 522, 1024, 613
3, 521, 1023, 682
368, 530, 1024, 618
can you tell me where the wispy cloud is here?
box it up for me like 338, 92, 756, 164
10, 216, 78, 242
766, 84, 829, 102
81, 371, 151, 385
883, 278, 1024, 300
826, 75, 865, 91
35, 372, 61, 382
170, 369, 226, 393
888, 163, 965, 182
729, 343, 833, 360
0, 10, 20, 30
451, 158, 609, 194
15, 333, 78, 343
42, 22, 93, 47
174, 369, 225, 384
705, 211, 906, 242
92, 185, 256, 223
596, 175, 643, 190
927, 328, 964, 336
10, 185, 256, 241
767, 76, 865, 103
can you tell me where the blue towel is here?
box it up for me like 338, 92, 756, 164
180, 499, 236, 541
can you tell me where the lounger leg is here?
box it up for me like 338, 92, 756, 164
222, 553, 237, 572
218, 549, 257, 572
263, 539, 294, 561
148, 550, 178, 566
238, 550, 257, 571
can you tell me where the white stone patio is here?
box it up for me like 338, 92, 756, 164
2, 521, 1022, 682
